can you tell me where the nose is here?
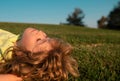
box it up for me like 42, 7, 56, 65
37, 31, 47, 40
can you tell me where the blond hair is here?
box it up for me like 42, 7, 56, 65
0, 38, 79, 81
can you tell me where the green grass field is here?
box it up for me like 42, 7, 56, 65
0, 22, 120, 81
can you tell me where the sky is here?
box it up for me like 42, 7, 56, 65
0, 0, 119, 28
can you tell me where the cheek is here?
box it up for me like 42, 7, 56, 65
21, 38, 35, 52
22, 34, 35, 46
33, 43, 52, 53
40, 43, 52, 51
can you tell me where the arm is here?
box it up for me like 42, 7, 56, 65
0, 74, 22, 81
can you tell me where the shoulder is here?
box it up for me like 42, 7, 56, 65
0, 29, 14, 36
0, 29, 18, 44
0, 29, 19, 62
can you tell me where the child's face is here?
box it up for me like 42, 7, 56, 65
18, 28, 53, 53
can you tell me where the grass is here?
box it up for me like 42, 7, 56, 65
0, 22, 120, 81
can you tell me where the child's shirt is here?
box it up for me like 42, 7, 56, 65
0, 29, 19, 62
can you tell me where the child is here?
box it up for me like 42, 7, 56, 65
0, 28, 79, 81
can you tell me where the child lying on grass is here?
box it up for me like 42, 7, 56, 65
0, 27, 79, 81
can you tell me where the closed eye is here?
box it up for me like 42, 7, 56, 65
37, 39, 41, 42
37, 39, 47, 44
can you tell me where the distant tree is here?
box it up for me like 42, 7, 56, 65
107, 1, 120, 30
66, 8, 85, 26
97, 16, 108, 28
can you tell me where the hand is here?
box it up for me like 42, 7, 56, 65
0, 74, 22, 81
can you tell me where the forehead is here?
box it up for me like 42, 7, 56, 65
24, 28, 37, 33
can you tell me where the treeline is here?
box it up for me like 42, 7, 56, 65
97, 2, 120, 30
63, 1, 120, 30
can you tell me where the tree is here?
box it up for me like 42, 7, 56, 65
66, 8, 85, 26
97, 16, 108, 28
107, 1, 120, 30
